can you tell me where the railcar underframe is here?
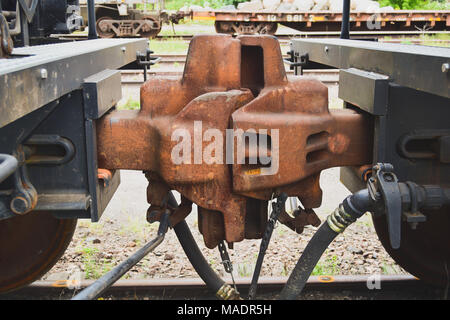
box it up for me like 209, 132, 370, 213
0, 34, 449, 297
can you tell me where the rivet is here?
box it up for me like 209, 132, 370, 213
40, 68, 48, 79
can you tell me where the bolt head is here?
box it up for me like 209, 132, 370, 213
10, 197, 29, 215
40, 68, 48, 79
442, 63, 450, 73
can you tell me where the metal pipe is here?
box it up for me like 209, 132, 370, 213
340, 0, 350, 39
87, 0, 97, 40
0, 154, 18, 184
71, 212, 170, 300
8, 3, 21, 36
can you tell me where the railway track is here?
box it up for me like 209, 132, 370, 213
1, 275, 447, 300
120, 68, 340, 92
57, 30, 450, 43
121, 54, 340, 85
155, 30, 450, 42
124, 30, 450, 85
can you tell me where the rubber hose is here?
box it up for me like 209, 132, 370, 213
279, 189, 371, 300
278, 222, 338, 300
167, 193, 225, 293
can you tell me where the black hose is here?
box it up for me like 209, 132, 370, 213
279, 189, 371, 300
87, 0, 97, 39
173, 220, 225, 293
340, 0, 351, 39
0, 154, 18, 184
168, 193, 226, 294
278, 222, 338, 300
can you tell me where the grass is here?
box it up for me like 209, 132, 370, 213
164, 0, 234, 10
118, 215, 159, 241
311, 253, 340, 276
117, 97, 140, 110
276, 224, 289, 237
150, 40, 189, 54
381, 262, 403, 275
383, 33, 450, 48
237, 261, 254, 277
76, 245, 115, 279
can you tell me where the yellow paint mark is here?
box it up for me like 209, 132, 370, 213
193, 16, 216, 21
318, 275, 335, 283
51, 279, 80, 288
245, 168, 261, 175
51, 280, 69, 288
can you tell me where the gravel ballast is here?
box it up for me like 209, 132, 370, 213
42, 169, 407, 283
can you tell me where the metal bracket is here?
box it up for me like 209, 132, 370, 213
18, 0, 38, 23
368, 163, 402, 249
218, 241, 233, 274
137, 49, 161, 81
283, 52, 309, 75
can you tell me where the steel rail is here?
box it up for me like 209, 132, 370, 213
155, 31, 450, 41
4, 274, 447, 300
71, 213, 170, 300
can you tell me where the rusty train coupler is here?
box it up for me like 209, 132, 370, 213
96, 34, 372, 249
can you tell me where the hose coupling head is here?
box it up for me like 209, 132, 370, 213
216, 283, 242, 300
327, 203, 356, 233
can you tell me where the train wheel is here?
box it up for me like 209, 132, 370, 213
214, 21, 234, 35
0, 211, 76, 293
215, 22, 278, 35
258, 22, 278, 35
140, 17, 161, 38
96, 16, 116, 38
373, 208, 450, 287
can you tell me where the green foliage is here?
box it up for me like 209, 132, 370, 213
117, 97, 140, 110
311, 255, 340, 275
79, 246, 114, 279
155, 0, 450, 11
164, 0, 252, 10
377, 0, 450, 10
165, 0, 235, 10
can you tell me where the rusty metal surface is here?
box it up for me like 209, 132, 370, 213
97, 18, 161, 38
96, 34, 371, 247
194, 10, 450, 33
215, 21, 278, 35
0, 211, 76, 293
3, 275, 430, 300
0, 13, 13, 58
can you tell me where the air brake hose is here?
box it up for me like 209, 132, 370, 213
168, 193, 240, 299
278, 189, 372, 300
173, 221, 226, 293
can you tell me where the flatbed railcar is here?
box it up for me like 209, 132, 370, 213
191, 9, 450, 34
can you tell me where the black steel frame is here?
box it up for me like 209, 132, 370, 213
0, 38, 148, 221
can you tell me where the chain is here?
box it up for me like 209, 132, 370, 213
218, 241, 238, 293
248, 192, 288, 299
